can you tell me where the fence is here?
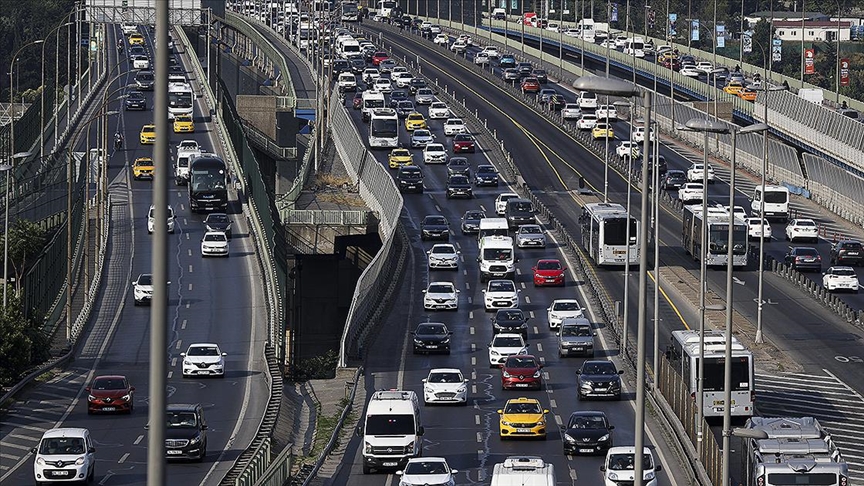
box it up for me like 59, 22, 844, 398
802, 153, 864, 226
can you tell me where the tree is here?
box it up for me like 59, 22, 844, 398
3, 219, 47, 297
0, 292, 50, 386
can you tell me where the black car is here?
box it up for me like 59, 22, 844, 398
162, 403, 208, 461
389, 90, 409, 108
830, 239, 863, 266
421, 215, 450, 240
785, 246, 822, 272
576, 360, 624, 400
408, 77, 427, 94
349, 57, 366, 74
134, 71, 155, 90
532, 69, 548, 83
446, 175, 473, 199
516, 62, 533, 77
447, 157, 471, 177
637, 154, 668, 177
124, 91, 147, 110
203, 213, 232, 238
397, 166, 424, 193
412, 322, 452, 354
491, 308, 528, 338
563, 411, 614, 455
169, 65, 185, 76
461, 209, 485, 235
331, 59, 350, 78
662, 170, 687, 189
395, 100, 415, 118
129, 45, 146, 57
474, 164, 499, 186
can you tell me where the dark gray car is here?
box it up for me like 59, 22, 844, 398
461, 209, 485, 234
447, 157, 471, 177
558, 317, 595, 357
577, 360, 623, 400
421, 215, 450, 241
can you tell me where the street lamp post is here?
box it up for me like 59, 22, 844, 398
41, 20, 75, 163
2, 152, 28, 308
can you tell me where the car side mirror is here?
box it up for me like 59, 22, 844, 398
608, 425, 615, 430
531, 267, 537, 271
575, 370, 582, 375
497, 409, 503, 414
422, 378, 427, 383
355, 424, 363, 436
85, 386, 91, 392
180, 353, 187, 357
618, 370, 624, 375
543, 409, 549, 414
464, 379, 469, 383
455, 290, 460, 293
487, 343, 492, 348
448, 331, 453, 335
418, 426, 425, 435
201, 424, 208, 430
422, 289, 427, 293
600, 465, 607, 472
88, 446, 96, 453
130, 386, 136, 391
395, 471, 404, 476
144, 424, 149, 430
593, 332, 598, 336
222, 352, 227, 356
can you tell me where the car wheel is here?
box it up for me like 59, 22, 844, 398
134, 300, 140, 306
88, 464, 95, 482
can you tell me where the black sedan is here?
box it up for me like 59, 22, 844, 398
421, 215, 450, 241
389, 91, 409, 108
408, 77, 427, 94
532, 69, 548, 83
491, 308, 528, 338
460, 209, 485, 235
563, 411, 614, 455
447, 157, 471, 177
446, 175, 473, 199
412, 322, 452, 354
662, 170, 687, 189
577, 360, 624, 400
124, 91, 147, 111
474, 164, 499, 186
785, 246, 822, 272
204, 213, 232, 238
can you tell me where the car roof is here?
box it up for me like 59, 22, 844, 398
188, 342, 220, 348
166, 403, 201, 412
42, 428, 90, 439
93, 374, 127, 381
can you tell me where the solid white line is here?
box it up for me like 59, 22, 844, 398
118, 452, 130, 463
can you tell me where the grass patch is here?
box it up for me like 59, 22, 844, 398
295, 396, 355, 469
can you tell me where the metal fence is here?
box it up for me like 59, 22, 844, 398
282, 210, 368, 226
802, 153, 864, 226
223, 10, 296, 104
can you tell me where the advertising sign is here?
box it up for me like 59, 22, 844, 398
691, 19, 699, 41
742, 31, 753, 53
804, 48, 815, 75
668, 13, 677, 37
772, 38, 782, 62
716, 24, 725, 48
840, 58, 850, 86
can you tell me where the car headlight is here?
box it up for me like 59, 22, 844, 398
441, 338, 450, 344
88, 394, 96, 401
75, 456, 85, 465
184, 359, 192, 366
122, 393, 132, 401
533, 370, 541, 378
189, 434, 201, 445
36, 457, 46, 466
609, 472, 619, 481
518, 349, 529, 355
407, 440, 415, 451
502, 370, 511, 378
598, 433, 610, 442
564, 433, 576, 443
501, 420, 510, 426
364, 442, 373, 454
457, 385, 467, 393
490, 350, 500, 356
645, 471, 656, 481
414, 339, 423, 344
549, 313, 559, 320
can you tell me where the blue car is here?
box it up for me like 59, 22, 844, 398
499, 54, 516, 69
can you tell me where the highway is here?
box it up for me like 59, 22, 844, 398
0, 24, 269, 486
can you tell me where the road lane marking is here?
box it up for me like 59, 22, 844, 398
134, 435, 144, 445
118, 452, 130, 463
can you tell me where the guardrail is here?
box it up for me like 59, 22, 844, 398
223, 11, 296, 105
282, 210, 368, 226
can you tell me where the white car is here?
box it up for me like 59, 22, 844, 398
613, 35, 628, 48
457, 34, 473, 45
596, 104, 618, 120
481, 46, 500, 58
483, 279, 520, 311
443, 118, 467, 136
473, 52, 491, 65
578, 91, 598, 109
495, 192, 520, 215
180, 343, 227, 378
680, 65, 701, 77
423, 143, 448, 164
422, 368, 468, 405
599, 39, 617, 49
393, 72, 414, 88
362, 68, 380, 83
373, 77, 393, 93
516, 224, 547, 248
487, 333, 529, 366
201, 231, 229, 257
746, 217, 773, 240
411, 129, 436, 147
822, 266, 859, 292
785, 218, 819, 242
602, 447, 660, 486
616, 141, 641, 159
695, 61, 714, 75
429, 24, 442, 34
678, 183, 704, 202
423, 281, 460, 311
33, 428, 96, 485
427, 243, 460, 269
686, 163, 715, 183
397, 457, 459, 485
177, 139, 200, 152
723, 205, 748, 220
428, 102, 450, 119
563, 28, 581, 37
147, 205, 176, 234
547, 299, 585, 329
632, 126, 654, 143
131, 55, 150, 70
576, 114, 598, 130
433, 33, 449, 45
391, 66, 409, 76
122, 23, 138, 35
131, 273, 157, 306
561, 103, 582, 119
450, 40, 468, 53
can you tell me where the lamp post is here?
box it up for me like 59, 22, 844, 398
2, 152, 28, 308
41, 20, 74, 163
8, 39, 44, 173
574, 76, 651, 485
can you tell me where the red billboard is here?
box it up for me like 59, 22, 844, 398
840, 58, 850, 86
804, 48, 815, 75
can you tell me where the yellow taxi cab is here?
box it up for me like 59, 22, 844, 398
722, 81, 744, 95
738, 87, 758, 102
592, 123, 614, 140
404, 112, 427, 131
139, 124, 156, 144
657, 51, 678, 63
388, 148, 414, 169
497, 397, 548, 439
128, 33, 145, 45
132, 157, 155, 180
173, 114, 194, 133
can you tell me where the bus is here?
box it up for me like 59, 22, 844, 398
376, 0, 397, 18
361, 90, 385, 122
578, 202, 638, 266
168, 82, 193, 120
369, 108, 399, 149
751, 185, 790, 222
341, 2, 359, 21
682, 205, 749, 267
189, 155, 229, 213
666, 330, 755, 419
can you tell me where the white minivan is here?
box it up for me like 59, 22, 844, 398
359, 390, 424, 474
32, 428, 96, 484
601, 446, 661, 486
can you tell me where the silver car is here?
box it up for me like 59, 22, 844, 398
516, 224, 547, 248
415, 88, 436, 105
558, 317, 595, 358
411, 129, 435, 147
427, 243, 460, 270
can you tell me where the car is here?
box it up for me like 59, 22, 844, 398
686, 163, 715, 183
602, 447, 661, 486
457, 34, 473, 45
408, 77, 427, 94
131, 55, 150, 70
578, 91, 598, 109
423, 281, 460, 310
162, 403, 208, 461
201, 231, 229, 257
139, 123, 156, 144
446, 174, 473, 199
723, 205, 748, 220
85, 375, 135, 414
695, 61, 714, 75
596, 104, 618, 120
516, 62, 533, 77
421, 215, 450, 241
561, 103, 582, 119
823, 266, 859, 292
516, 224, 546, 248
32, 428, 97, 483
577, 360, 624, 400
576, 114, 598, 130
393, 72, 415, 88
497, 397, 548, 439
501, 355, 543, 390
563, 411, 614, 455
128, 45, 146, 57
147, 204, 176, 234
429, 24, 443, 34
520, 77, 541, 93
446, 156, 471, 176
410, 129, 435, 147
558, 317, 595, 358
599, 39, 617, 49
738, 87, 759, 102
538, 88, 557, 104
173, 114, 194, 133
616, 141, 641, 159
547, 299, 585, 329
443, 118, 467, 136
480, 45, 499, 58
532, 68, 548, 83
433, 33, 449, 45
131, 273, 156, 305
678, 182, 704, 202
362, 68, 380, 84
397, 457, 458, 485
412, 322, 452, 354
474, 164, 499, 186
662, 170, 687, 189
532, 259, 566, 287
428, 101, 450, 119
785, 246, 823, 272
121, 23, 138, 35
499, 54, 517, 68
487, 333, 529, 367
351, 92, 363, 110
134, 71, 155, 90
452, 133, 476, 153
203, 213, 232, 238
128, 32, 144, 45
662, 57, 682, 71
745, 217, 772, 240
491, 308, 529, 338
371, 51, 389, 65
388, 148, 414, 169
495, 192, 520, 215
483, 279, 520, 311
337, 72, 357, 92
130, 157, 155, 182
423, 143, 448, 164
450, 40, 468, 53
181, 343, 227, 378
373, 77, 393, 93
427, 243, 459, 269
785, 218, 819, 242
723, 81, 745, 95
124, 90, 147, 111
422, 368, 469, 405
680, 65, 702, 77
830, 239, 864, 266
403, 111, 426, 130
473, 52, 491, 65
460, 210, 485, 235
397, 165, 424, 193
592, 123, 614, 140
349, 57, 366, 74
414, 88, 435, 105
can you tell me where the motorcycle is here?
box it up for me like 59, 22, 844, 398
114, 133, 123, 150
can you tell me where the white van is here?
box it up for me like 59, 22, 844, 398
601, 446, 661, 486
360, 390, 424, 474
491, 456, 556, 486
478, 235, 516, 282
578, 90, 598, 109
623, 36, 646, 58
32, 428, 96, 483
478, 217, 510, 241
361, 90, 386, 122
751, 185, 790, 222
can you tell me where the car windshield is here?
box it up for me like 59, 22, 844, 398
426, 144, 444, 151
497, 310, 524, 321
427, 284, 453, 293
413, 130, 431, 137
493, 336, 524, 347
204, 233, 226, 242
92, 377, 127, 390
537, 261, 561, 270
608, 453, 654, 470
832, 268, 856, 276
188, 346, 220, 356
428, 372, 462, 383
417, 324, 447, 335
449, 176, 469, 184
137, 275, 153, 286
430, 245, 454, 254
39, 437, 85, 455
505, 356, 537, 368
425, 216, 446, 225
478, 166, 496, 174
553, 301, 581, 311
465, 211, 484, 220
569, 414, 607, 429
454, 134, 472, 141
562, 325, 591, 337
392, 149, 410, 156
404, 461, 448, 475
166, 411, 198, 428
488, 281, 515, 292
504, 401, 541, 414
583, 362, 617, 375
407, 114, 422, 121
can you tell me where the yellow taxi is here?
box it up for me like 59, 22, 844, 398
657, 51, 678, 63
173, 114, 195, 133
387, 148, 414, 169
128, 33, 145, 45
132, 157, 155, 180
722, 81, 745, 95
404, 112, 427, 131
497, 397, 548, 439
592, 123, 614, 140
139, 124, 156, 144
738, 87, 758, 102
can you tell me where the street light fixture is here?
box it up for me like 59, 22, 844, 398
40, 21, 75, 163
3, 151, 30, 309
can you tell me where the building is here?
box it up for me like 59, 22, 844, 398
773, 20, 851, 42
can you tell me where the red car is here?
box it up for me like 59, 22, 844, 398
501, 355, 543, 389
662, 58, 681, 71
452, 133, 476, 153
520, 76, 541, 93
85, 375, 135, 414
532, 259, 566, 287
352, 91, 363, 109
372, 51, 390, 66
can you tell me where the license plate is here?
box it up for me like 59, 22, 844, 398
382, 462, 398, 467
848, 252, 859, 256
102, 407, 116, 411
579, 448, 594, 453
406, 184, 416, 188
595, 388, 607, 392
516, 428, 531, 433
54, 470, 70, 475
515, 383, 530, 387
426, 345, 437, 349
167, 450, 182, 455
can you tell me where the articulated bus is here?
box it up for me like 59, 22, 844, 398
666, 330, 755, 419
578, 202, 638, 266
682, 204, 749, 267
369, 108, 399, 149
168, 82, 194, 120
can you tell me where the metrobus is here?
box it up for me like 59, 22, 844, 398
578, 202, 638, 266
666, 330, 755, 419
376, 0, 397, 17
168, 82, 194, 120
189, 155, 229, 212
751, 185, 790, 222
682, 204, 749, 267
369, 108, 399, 149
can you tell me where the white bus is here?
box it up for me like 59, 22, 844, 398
369, 108, 399, 148
666, 330, 755, 419
341, 2, 359, 21
168, 82, 193, 120
682, 205, 749, 267
376, 0, 397, 18
751, 185, 790, 222
578, 202, 638, 266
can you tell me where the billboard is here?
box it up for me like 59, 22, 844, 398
82, 0, 221, 25
804, 48, 815, 75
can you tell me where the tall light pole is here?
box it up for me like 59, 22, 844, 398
41, 20, 74, 163
2, 152, 27, 308
8, 38, 45, 188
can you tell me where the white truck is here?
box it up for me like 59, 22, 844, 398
359, 390, 424, 474
491, 456, 556, 486
478, 235, 516, 282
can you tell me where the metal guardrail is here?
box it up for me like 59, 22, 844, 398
223, 11, 296, 105
282, 210, 368, 226
241, 120, 299, 159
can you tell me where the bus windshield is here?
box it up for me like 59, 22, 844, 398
603, 218, 637, 246
371, 118, 397, 137
702, 357, 750, 392
708, 227, 748, 254
169, 91, 192, 108
191, 168, 227, 192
